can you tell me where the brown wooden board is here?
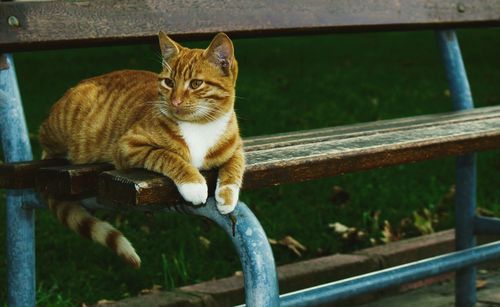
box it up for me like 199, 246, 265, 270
98, 169, 218, 207
0, 158, 68, 189
2, 0, 500, 52
36, 162, 114, 199
98, 105, 500, 207
243, 106, 500, 152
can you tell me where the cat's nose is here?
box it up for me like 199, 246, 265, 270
171, 98, 182, 106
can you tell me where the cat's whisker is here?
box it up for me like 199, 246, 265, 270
163, 61, 172, 73
144, 100, 167, 105
192, 107, 216, 121
152, 52, 173, 73
221, 94, 245, 100
150, 107, 166, 117
146, 101, 172, 119
196, 107, 227, 119
151, 52, 162, 64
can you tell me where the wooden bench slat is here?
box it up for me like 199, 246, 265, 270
246, 115, 500, 167
36, 163, 113, 199
0, 158, 68, 189
243, 106, 500, 151
98, 106, 500, 207
2, 0, 500, 51
242, 117, 500, 187
98, 169, 218, 207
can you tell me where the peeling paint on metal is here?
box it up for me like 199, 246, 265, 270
1, 53, 36, 307
245, 228, 253, 236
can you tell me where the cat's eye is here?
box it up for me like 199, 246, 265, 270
190, 79, 203, 89
161, 78, 174, 88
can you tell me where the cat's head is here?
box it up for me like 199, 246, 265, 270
157, 32, 238, 123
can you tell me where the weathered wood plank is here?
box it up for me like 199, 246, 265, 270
98, 106, 500, 207
0, 158, 68, 189
36, 162, 113, 199
244, 106, 500, 151
242, 119, 500, 188
6, 106, 500, 204
1, 0, 500, 51
98, 169, 218, 207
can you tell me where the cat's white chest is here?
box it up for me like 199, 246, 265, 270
178, 112, 231, 169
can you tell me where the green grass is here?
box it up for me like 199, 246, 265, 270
1, 29, 500, 305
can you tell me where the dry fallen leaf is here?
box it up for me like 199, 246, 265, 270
234, 270, 243, 276
95, 299, 116, 305
329, 222, 350, 234
329, 222, 366, 243
476, 279, 488, 289
199, 235, 211, 249
413, 208, 435, 235
269, 235, 307, 256
140, 284, 162, 295
281, 236, 307, 256
477, 207, 495, 217
381, 220, 402, 243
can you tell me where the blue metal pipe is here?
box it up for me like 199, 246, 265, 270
475, 216, 500, 235
437, 31, 474, 109
163, 199, 280, 306
0, 54, 36, 306
81, 197, 280, 306
437, 30, 477, 307
280, 240, 500, 306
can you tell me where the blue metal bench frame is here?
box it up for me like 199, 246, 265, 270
1, 30, 500, 307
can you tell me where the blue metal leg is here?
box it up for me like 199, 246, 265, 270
80, 197, 280, 307
166, 199, 280, 306
437, 30, 476, 307
0, 54, 36, 307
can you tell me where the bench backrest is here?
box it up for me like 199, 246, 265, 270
2, 0, 500, 52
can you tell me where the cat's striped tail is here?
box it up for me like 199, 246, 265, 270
46, 198, 141, 268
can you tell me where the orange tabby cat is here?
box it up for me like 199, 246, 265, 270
39, 32, 245, 268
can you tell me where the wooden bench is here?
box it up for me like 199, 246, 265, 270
4, 106, 500, 204
2, 1, 500, 306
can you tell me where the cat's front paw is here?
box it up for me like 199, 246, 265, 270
176, 182, 208, 205
215, 184, 239, 214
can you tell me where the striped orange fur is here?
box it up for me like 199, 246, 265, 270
39, 33, 245, 267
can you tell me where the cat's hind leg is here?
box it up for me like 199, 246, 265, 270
39, 119, 68, 160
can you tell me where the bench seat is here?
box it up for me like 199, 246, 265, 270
2, 105, 499, 207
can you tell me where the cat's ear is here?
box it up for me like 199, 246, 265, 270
204, 33, 234, 76
158, 31, 180, 62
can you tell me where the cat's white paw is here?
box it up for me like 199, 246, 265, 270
177, 182, 208, 205
215, 183, 239, 214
